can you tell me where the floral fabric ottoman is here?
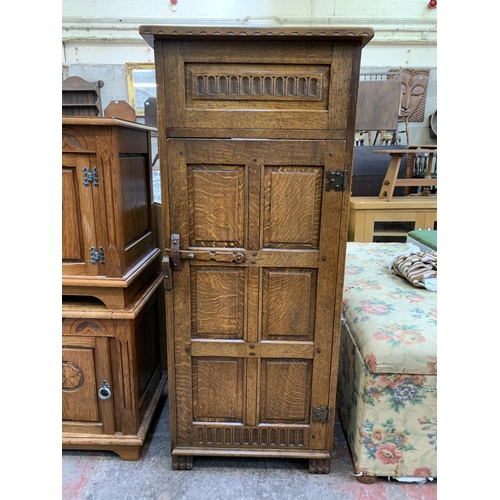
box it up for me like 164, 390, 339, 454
337, 242, 437, 480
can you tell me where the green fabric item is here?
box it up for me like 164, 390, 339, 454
407, 230, 437, 250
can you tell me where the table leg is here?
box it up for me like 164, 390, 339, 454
379, 155, 403, 201
421, 152, 435, 196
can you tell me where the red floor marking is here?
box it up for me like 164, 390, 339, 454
62, 462, 90, 500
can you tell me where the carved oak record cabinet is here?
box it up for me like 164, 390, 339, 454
139, 25, 373, 473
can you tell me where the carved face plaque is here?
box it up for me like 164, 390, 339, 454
399, 69, 429, 122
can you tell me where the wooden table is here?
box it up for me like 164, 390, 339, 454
375, 148, 437, 201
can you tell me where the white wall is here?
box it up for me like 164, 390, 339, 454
62, 0, 437, 143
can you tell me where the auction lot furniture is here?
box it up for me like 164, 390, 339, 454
62, 117, 166, 460
337, 242, 437, 482
376, 149, 437, 201
62, 276, 167, 460
348, 196, 437, 243
139, 25, 373, 473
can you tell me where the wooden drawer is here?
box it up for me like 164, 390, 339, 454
62, 275, 167, 460
141, 26, 373, 139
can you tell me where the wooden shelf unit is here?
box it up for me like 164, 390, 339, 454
348, 196, 437, 243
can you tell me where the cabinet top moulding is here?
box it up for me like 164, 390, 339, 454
62, 116, 157, 133
139, 25, 374, 47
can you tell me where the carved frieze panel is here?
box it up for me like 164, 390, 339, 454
194, 425, 307, 447
185, 64, 329, 110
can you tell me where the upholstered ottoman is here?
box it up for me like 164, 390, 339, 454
337, 242, 437, 481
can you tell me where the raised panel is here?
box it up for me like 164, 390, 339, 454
120, 156, 150, 244
62, 168, 84, 261
187, 165, 245, 247
192, 357, 244, 422
133, 303, 161, 410
190, 267, 245, 338
263, 167, 323, 248
62, 153, 98, 276
259, 359, 312, 424
262, 269, 317, 341
62, 347, 100, 423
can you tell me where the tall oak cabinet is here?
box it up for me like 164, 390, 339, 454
139, 25, 373, 473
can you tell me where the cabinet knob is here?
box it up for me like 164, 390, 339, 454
98, 380, 112, 400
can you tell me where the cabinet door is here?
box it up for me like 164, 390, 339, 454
62, 152, 100, 276
165, 139, 347, 453
62, 334, 115, 435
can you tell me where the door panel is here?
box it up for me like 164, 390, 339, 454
263, 166, 323, 248
259, 358, 312, 424
261, 268, 316, 341
190, 267, 246, 339
192, 357, 245, 422
167, 138, 346, 452
62, 153, 99, 276
187, 165, 246, 247
62, 336, 115, 435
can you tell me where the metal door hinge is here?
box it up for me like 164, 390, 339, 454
325, 170, 347, 191
83, 166, 99, 187
90, 246, 105, 264
312, 406, 331, 423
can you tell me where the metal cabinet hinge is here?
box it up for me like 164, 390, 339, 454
312, 406, 331, 423
83, 166, 99, 187
325, 170, 347, 191
90, 246, 105, 264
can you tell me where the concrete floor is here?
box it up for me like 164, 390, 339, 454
62, 388, 437, 500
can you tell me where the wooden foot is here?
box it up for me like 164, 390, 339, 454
308, 458, 330, 474
114, 446, 142, 461
172, 455, 193, 470
355, 474, 378, 484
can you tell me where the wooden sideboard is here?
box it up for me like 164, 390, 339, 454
62, 276, 167, 460
348, 196, 437, 243
62, 117, 166, 460
140, 25, 373, 473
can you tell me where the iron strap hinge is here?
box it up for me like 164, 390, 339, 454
90, 246, 105, 265
312, 406, 331, 423
83, 166, 99, 187
325, 170, 347, 191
